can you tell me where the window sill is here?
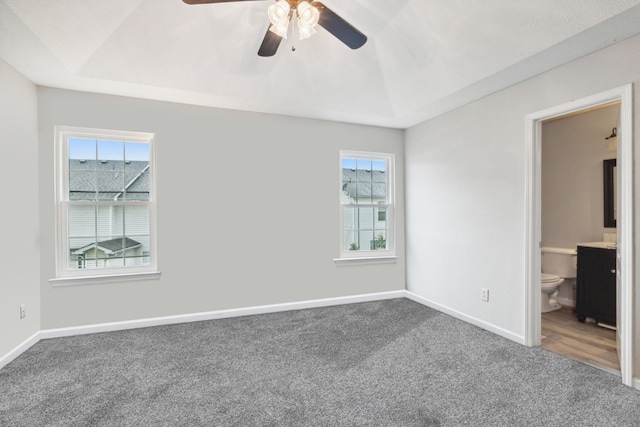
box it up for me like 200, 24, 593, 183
333, 256, 398, 266
49, 271, 161, 287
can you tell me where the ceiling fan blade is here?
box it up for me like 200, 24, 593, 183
312, 2, 367, 49
182, 0, 266, 4
258, 28, 283, 57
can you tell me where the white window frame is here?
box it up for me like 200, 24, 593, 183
334, 150, 397, 265
50, 126, 160, 286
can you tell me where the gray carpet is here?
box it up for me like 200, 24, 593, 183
1, 299, 639, 426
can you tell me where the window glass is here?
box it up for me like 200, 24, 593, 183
340, 151, 393, 257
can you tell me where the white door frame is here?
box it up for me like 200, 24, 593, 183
524, 84, 634, 386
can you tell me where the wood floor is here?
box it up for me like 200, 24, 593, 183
541, 305, 620, 373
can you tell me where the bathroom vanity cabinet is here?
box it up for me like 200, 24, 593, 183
575, 244, 616, 327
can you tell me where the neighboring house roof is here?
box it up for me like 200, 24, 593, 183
341, 168, 387, 199
69, 160, 149, 201
72, 237, 142, 255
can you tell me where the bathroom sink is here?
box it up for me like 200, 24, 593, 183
577, 241, 617, 249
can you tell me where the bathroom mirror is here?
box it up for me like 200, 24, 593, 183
603, 158, 616, 228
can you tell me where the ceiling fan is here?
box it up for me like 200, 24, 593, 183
182, 0, 367, 57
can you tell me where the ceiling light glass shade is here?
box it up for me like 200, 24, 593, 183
268, 1, 291, 27
297, 21, 317, 40
297, 1, 319, 40
269, 22, 289, 38
297, 1, 319, 26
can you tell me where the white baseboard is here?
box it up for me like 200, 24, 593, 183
634, 377, 640, 391
0, 332, 40, 371
2, 290, 405, 368
405, 291, 526, 345
39, 290, 407, 340
0, 289, 590, 373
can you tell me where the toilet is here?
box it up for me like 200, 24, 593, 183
541, 247, 577, 313
541, 273, 565, 313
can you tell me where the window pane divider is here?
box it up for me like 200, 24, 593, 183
65, 200, 151, 206
341, 203, 392, 207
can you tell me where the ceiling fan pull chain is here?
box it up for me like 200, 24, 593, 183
291, 9, 296, 51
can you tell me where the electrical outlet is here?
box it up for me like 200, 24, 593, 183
20, 304, 26, 319
480, 288, 489, 302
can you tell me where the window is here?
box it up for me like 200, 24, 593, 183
337, 151, 395, 262
51, 126, 159, 285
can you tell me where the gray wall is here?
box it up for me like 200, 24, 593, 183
0, 58, 40, 357
405, 33, 640, 375
542, 105, 618, 248
37, 88, 405, 329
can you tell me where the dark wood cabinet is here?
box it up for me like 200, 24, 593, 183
575, 245, 616, 327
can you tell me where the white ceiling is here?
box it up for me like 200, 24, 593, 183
2, 0, 640, 129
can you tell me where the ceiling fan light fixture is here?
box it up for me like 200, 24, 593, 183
297, 22, 317, 40
268, 0, 291, 39
297, 1, 319, 26
296, 1, 319, 40
268, 1, 291, 27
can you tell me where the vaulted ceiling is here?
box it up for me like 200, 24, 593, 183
2, 0, 640, 128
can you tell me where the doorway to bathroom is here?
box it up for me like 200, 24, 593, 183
540, 102, 620, 373
523, 85, 634, 387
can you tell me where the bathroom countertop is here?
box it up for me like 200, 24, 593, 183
577, 241, 617, 250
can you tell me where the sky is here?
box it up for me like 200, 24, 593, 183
69, 138, 149, 161
341, 158, 386, 171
